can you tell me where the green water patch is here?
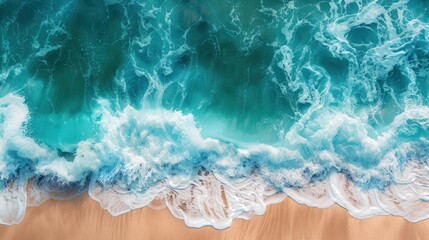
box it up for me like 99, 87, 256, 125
27, 0, 125, 114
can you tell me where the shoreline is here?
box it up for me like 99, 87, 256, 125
0, 195, 428, 240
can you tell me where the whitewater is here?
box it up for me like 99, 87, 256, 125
0, 0, 429, 229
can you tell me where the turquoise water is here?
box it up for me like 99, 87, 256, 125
1, 0, 429, 227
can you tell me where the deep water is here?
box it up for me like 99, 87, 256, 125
1, 0, 429, 227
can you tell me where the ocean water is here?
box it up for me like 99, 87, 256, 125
0, 0, 429, 228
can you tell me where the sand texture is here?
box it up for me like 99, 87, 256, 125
0, 195, 428, 240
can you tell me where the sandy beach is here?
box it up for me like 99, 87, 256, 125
0, 195, 427, 240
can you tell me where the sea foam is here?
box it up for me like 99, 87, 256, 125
0, 94, 428, 227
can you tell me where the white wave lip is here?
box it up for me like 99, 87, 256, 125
0, 94, 428, 228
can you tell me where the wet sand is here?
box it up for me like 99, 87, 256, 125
0, 195, 428, 240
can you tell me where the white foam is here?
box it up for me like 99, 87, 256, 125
0, 92, 429, 227
0, 181, 26, 225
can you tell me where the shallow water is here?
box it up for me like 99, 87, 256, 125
0, 0, 429, 227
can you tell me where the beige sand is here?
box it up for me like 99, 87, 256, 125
0, 195, 428, 240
